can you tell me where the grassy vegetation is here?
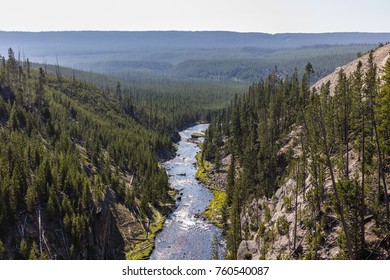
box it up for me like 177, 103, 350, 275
204, 190, 227, 228
191, 132, 205, 138
195, 142, 228, 229
126, 208, 166, 260
195, 151, 212, 185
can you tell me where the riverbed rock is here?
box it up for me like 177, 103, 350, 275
191, 132, 205, 138
171, 131, 181, 143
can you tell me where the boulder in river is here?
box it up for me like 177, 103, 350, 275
191, 132, 205, 138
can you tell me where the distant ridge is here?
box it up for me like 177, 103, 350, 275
1, 31, 390, 53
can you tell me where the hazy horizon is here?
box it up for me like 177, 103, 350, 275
1, 30, 389, 34
1, 0, 389, 33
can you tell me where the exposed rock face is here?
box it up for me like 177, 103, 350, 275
88, 189, 126, 259
236, 128, 390, 259
2, 187, 130, 260
232, 44, 390, 260
237, 240, 260, 260
171, 131, 181, 143
209, 154, 231, 190
312, 44, 390, 95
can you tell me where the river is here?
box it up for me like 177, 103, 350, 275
150, 124, 225, 260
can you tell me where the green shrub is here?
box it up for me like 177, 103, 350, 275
276, 215, 289, 235
244, 252, 252, 260
282, 195, 292, 210
258, 221, 266, 236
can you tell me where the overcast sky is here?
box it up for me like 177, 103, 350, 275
1, 0, 389, 33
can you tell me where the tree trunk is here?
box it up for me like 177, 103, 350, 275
360, 114, 365, 255
293, 164, 299, 252
344, 79, 349, 179
373, 119, 390, 223
318, 101, 354, 259
368, 85, 389, 224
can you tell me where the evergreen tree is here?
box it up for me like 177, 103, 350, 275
378, 56, 390, 160
36, 68, 45, 111
29, 241, 39, 260
211, 234, 220, 260
226, 182, 241, 259
365, 51, 389, 222
0, 240, 5, 260
352, 60, 366, 256
226, 155, 235, 206
26, 185, 37, 212
19, 239, 29, 260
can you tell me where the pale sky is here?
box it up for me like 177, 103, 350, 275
1, 0, 389, 33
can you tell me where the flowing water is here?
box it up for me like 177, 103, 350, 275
150, 124, 225, 260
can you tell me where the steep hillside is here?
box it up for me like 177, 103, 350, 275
202, 44, 390, 259
313, 44, 390, 95
0, 49, 174, 259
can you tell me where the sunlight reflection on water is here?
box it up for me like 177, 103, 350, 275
150, 124, 225, 260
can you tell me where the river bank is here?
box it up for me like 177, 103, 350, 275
194, 142, 227, 229
150, 124, 225, 260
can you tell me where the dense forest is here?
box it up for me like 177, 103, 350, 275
32, 62, 247, 131
171, 45, 377, 81
0, 48, 177, 259
31, 45, 379, 133
203, 45, 390, 259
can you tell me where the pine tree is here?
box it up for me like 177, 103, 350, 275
26, 185, 37, 212
26, 58, 31, 79
7, 48, 17, 84
231, 96, 242, 156
9, 102, 18, 131
334, 69, 351, 178
116, 82, 122, 101
316, 83, 354, 259
19, 239, 29, 260
352, 60, 366, 256
0, 239, 5, 260
300, 63, 314, 110
293, 163, 300, 252
226, 182, 241, 259
47, 191, 56, 220
29, 241, 39, 260
226, 155, 235, 206
365, 51, 389, 223
211, 234, 220, 260
36, 68, 45, 111
378, 56, 390, 160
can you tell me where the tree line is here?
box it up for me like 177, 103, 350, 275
203, 49, 390, 259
